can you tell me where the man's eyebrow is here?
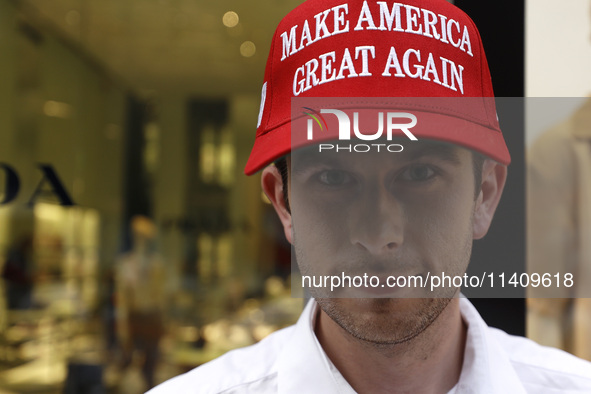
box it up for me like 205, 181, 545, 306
407, 144, 463, 165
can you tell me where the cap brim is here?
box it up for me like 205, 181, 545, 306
244, 111, 510, 175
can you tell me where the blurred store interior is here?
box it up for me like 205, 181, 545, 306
0, 0, 304, 392
0, 0, 589, 393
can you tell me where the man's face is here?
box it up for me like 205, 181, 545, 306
288, 140, 480, 344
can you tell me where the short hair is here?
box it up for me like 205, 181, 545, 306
274, 157, 290, 212
273, 151, 485, 214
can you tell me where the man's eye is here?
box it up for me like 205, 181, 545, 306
399, 165, 436, 182
317, 170, 352, 186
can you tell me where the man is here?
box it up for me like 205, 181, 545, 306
150, 0, 591, 392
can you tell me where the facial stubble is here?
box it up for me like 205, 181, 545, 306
294, 207, 474, 348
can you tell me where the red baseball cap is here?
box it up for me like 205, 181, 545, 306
245, 0, 511, 175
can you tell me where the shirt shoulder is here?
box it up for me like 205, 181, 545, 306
147, 324, 296, 394
490, 327, 591, 392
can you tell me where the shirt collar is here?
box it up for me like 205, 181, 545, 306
277, 299, 342, 393
455, 298, 526, 394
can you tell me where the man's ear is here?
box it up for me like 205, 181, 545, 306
261, 165, 293, 244
473, 160, 507, 240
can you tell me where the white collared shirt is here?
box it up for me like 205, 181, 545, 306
148, 298, 591, 393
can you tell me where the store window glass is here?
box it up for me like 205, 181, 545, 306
525, 0, 591, 361
0, 1, 304, 392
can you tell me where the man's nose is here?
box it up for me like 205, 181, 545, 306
348, 185, 404, 255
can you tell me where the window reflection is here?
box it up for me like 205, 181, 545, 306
0, 1, 303, 392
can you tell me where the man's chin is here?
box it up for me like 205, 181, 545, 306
316, 297, 453, 345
